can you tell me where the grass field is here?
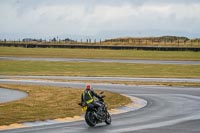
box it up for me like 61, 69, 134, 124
0, 60, 199, 78
0, 47, 200, 60
0, 84, 131, 125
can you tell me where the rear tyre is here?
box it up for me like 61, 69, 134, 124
105, 112, 111, 125
85, 111, 97, 127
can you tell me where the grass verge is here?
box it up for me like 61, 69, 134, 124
0, 84, 131, 126
0, 60, 200, 78
0, 47, 200, 60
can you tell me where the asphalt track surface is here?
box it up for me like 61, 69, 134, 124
1, 57, 200, 65
0, 88, 27, 104
0, 78, 200, 133
1, 76, 200, 83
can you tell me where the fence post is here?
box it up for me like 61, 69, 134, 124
178, 40, 179, 47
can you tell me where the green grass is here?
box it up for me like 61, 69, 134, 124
0, 47, 200, 60
0, 60, 199, 78
0, 84, 131, 125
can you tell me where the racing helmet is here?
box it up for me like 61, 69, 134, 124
85, 84, 92, 90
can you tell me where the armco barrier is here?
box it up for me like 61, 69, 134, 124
0, 43, 199, 51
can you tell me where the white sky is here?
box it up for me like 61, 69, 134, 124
0, 0, 200, 39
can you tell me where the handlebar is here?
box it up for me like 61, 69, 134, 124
101, 95, 106, 98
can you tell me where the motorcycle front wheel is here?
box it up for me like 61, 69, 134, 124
85, 111, 97, 127
105, 112, 111, 125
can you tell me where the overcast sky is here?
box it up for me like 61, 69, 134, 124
0, 0, 200, 40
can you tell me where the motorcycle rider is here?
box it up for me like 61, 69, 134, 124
80, 84, 111, 126
81, 84, 102, 110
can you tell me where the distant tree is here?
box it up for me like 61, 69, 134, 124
52, 37, 57, 42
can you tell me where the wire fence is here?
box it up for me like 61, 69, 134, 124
0, 39, 200, 48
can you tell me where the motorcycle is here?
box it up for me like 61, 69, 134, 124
79, 91, 112, 127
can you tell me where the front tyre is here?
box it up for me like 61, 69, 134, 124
85, 111, 97, 127
105, 112, 111, 125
